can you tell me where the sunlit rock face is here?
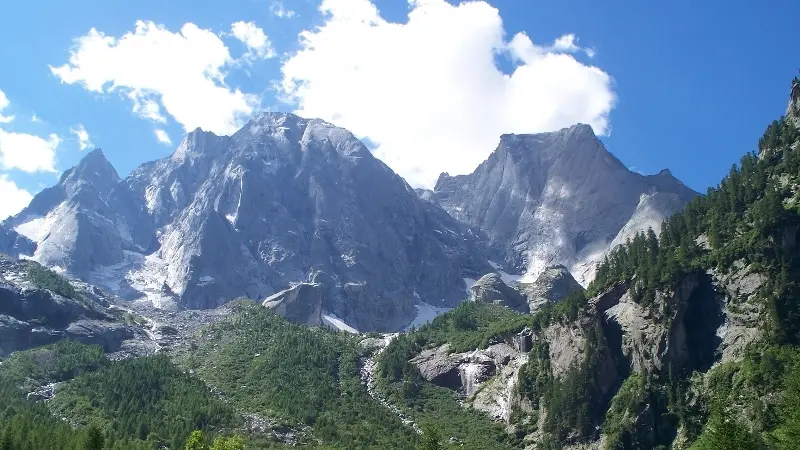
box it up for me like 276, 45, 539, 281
433, 124, 698, 286
6, 114, 491, 331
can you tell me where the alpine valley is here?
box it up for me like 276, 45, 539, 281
1, 77, 799, 450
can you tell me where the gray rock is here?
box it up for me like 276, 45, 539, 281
470, 347, 529, 422
459, 356, 495, 397
262, 282, 324, 326
433, 124, 697, 286
410, 344, 462, 390
0, 223, 36, 258
5, 149, 155, 278
0, 256, 147, 357
0, 314, 59, 357
408, 341, 530, 422
601, 272, 724, 376
511, 327, 534, 353
9, 114, 492, 331
709, 261, 765, 363
519, 265, 584, 312
469, 273, 528, 312
65, 319, 134, 352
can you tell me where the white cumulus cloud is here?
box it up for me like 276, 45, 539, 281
0, 174, 33, 220
270, 1, 296, 18
50, 20, 262, 135
70, 124, 93, 150
231, 21, 276, 59
0, 89, 14, 124
154, 128, 172, 145
280, 0, 616, 188
0, 129, 60, 173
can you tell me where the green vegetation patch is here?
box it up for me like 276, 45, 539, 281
0, 340, 107, 391
49, 354, 239, 450
178, 300, 419, 449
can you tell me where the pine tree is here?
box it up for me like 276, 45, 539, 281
83, 425, 105, 450
420, 426, 442, 450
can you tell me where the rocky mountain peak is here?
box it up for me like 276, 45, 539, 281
58, 148, 120, 199
432, 125, 698, 286
8, 113, 491, 330
173, 128, 228, 161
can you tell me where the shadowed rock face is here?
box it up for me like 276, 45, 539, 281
7, 114, 491, 331
0, 257, 136, 356
0, 224, 36, 258
262, 283, 324, 327
433, 124, 698, 286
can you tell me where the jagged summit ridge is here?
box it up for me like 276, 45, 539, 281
8, 113, 490, 331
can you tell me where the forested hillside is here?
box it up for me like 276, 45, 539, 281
377, 77, 800, 449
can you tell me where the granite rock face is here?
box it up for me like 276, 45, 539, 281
468, 272, 529, 312
262, 283, 324, 327
7, 114, 491, 331
433, 124, 698, 286
518, 265, 584, 312
4, 149, 156, 278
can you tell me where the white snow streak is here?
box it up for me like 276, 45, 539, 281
323, 313, 359, 334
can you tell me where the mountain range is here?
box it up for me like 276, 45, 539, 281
1, 115, 696, 331
1, 77, 799, 450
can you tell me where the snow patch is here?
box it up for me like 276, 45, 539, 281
323, 313, 359, 334
14, 215, 55, 243
488, 261, 522, 286
405, 302, 451, 331
90, 250, 177, 309
198, 275, 215, 286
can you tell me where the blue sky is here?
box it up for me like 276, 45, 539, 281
0, 0, 798, 219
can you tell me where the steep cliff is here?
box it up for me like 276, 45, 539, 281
433, 124, 697, 286
6, 114, 491, 331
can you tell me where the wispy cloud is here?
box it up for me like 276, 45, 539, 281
231, 21, 276, 59
154, 128, 172, 145
0, 89, 15, 123
70, 124, 93, 150
270, 1, 296, 18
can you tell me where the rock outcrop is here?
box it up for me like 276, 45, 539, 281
262, 282, 324, 326
0, 257, 142, 356
709, 261, 765, 362
468, 273, 529, 312
594, 268, 759, 377
409, 329, 537, 422
410, 344, 463, 390
518, 265, 584, 312
433, 124, 698, 286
